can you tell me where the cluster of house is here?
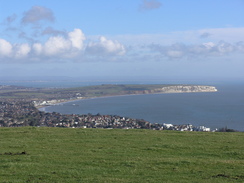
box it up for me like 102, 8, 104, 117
0, 100, 151, 129
0, 100, 37, 127
162, 123, 212, 132
51, 114, 151, 129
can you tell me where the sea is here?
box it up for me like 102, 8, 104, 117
1, 80, 244, 131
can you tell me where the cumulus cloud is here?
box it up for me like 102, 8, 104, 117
43, 36, 71, 56
22, 6, 55, 24
0, 39, 12, 57
15, 43, 31, 58
86, 36, 126, 56
68, 28, 86, 50
41, 29, 86, 57
139, 0, 162, 11
0, 29, 85, 60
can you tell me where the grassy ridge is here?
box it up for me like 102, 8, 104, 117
0, 127, 243, 182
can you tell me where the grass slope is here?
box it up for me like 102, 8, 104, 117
0, 127, 243, 183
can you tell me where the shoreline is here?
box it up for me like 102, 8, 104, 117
37, 89, 218, 110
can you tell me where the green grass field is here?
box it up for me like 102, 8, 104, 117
0, 127, 243, 182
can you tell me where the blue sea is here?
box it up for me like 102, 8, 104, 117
1, 80, 244, 131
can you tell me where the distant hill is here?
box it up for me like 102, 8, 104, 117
0, 84, 217, 103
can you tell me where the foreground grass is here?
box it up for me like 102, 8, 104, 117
0, 128, 243, 183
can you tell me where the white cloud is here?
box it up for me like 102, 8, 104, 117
86, 36, 126, 56
202, 42, 215, 49
68, 28, 86, 50
15, 43, 31, 58
0, 39, 12, 57
0, 29, 87, 60
22, 6, 55, 24
25, 29, 86, 58
44, 36, 73, 57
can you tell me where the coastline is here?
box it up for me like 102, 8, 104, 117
37, 87, 218, 110
3, 83, 244, 131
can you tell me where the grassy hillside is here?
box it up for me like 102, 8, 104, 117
0, 127, 243, 182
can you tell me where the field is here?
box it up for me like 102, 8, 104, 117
0, 127, 243, 182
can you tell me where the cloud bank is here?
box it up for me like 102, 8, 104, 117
0, 29, 126, 62
1, 29, 244, 62
149, 41, 244, 59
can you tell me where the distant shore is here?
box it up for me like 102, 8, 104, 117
37, 87, 218, 110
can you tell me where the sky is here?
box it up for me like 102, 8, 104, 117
0, 0, 244, 82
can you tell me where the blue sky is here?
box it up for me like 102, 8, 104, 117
0, 0, 244, 81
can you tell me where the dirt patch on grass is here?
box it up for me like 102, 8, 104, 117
212, 174, 244, 180
0, 151, 27, 155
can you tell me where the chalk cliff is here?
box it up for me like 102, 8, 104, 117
154, 85, 217, 93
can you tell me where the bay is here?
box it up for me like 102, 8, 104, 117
43, 83, 244, 131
